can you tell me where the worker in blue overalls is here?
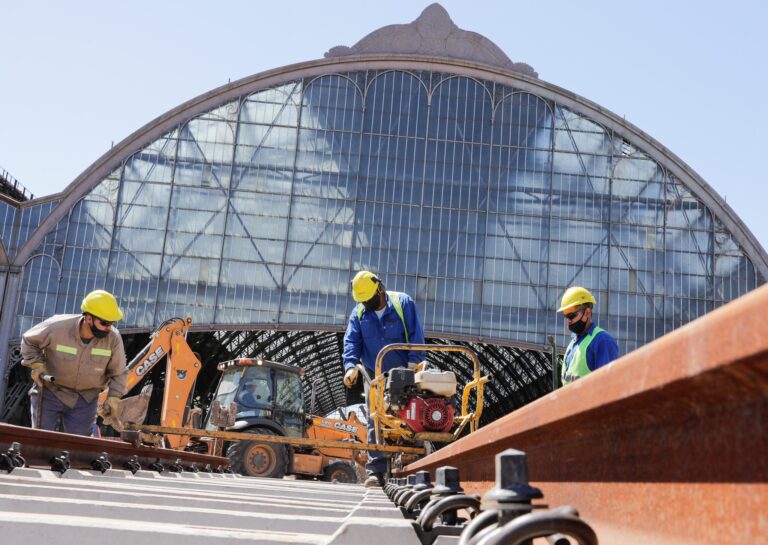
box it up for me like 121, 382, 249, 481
342, 271, 425, 487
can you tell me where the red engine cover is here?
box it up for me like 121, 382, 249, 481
399, 396, 454, 433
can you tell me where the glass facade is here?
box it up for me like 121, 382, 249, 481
4, 68, 764, 353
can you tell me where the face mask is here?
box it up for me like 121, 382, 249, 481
90, 322, 110, 339
568, 318, 588, 335
363, 292, 381, 312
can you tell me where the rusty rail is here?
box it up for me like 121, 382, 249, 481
0, 423, 227, 471
404, 284, 768, 544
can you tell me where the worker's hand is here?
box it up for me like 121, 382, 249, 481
29, 362, 47, 387
100, 396, 120, 417
343, 367, 359, 388
99, 396, 124, 432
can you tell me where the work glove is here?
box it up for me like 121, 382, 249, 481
343, 367, 359, 388
98, 396, 124, 431
28, 362, 47, 387
100, 396, 121, 417
98, 396, 123, 431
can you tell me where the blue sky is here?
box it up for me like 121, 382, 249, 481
1, 1, 766, 252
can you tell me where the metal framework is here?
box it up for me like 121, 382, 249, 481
1, 8, 765, 419
123, 331, 552, 422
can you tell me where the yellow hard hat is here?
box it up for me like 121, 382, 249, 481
81, 290, 123, 322
557, 286, 596, 313
351, 271, 380, 303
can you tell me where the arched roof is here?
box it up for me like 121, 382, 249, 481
4, 4, 766, 420
15, 56, 767, 278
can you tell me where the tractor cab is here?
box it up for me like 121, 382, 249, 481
206, 358, 305, 438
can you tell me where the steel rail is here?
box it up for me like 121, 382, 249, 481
403, 284, 768, 545
0, 423, 228, 471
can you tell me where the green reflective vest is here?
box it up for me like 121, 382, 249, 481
561, 326, 604, 385
356, 291, 409, 343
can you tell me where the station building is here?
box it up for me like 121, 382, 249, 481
1, 4, 765, 423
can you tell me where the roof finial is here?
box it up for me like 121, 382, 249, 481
325, 3, 537, 77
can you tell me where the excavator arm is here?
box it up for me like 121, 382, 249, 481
99, 317, 203, 448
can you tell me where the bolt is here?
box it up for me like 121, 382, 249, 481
413, 470, 431, 487
482, 449, 543, 511
432, 466, 462, 495
91, 452, 112, 473
50, 450, 71, 474
499, 449, 530, 491
124, 455, 141, 474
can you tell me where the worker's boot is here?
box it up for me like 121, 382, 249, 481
364, 473, 384, 488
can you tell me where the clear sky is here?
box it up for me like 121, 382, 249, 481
2, 1, 766, 252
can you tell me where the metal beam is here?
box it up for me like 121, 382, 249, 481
404, 284, 768, 545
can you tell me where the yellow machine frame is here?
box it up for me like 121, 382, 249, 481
364, 343, 490, 446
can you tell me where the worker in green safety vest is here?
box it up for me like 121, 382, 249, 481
558, 286, 619, 385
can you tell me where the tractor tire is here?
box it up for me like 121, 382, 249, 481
227, 429, 288, 478
322, 462, 358, 483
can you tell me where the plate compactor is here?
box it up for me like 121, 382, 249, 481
359, 343, 491, 465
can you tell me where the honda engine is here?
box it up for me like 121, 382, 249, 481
384, 368, 456, 433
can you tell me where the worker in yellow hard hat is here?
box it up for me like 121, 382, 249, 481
21, 289, 128, 435
557, 286, 619, 385
342, 270, 425, 487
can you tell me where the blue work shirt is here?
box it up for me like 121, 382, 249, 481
343, 292, 425, 375
564, 322, 619, 372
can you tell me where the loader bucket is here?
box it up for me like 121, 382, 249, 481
102, 384, 152, 431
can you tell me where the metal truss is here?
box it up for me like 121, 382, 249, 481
116, 329, 553, 424
1, 328, 553, 426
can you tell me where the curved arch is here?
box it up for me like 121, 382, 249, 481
305, 73, 364, 102
21, 252, 61, 275
15, 55, 766, 280
430, 74, 494, 107
363, 69, 429, 104
491, 90, 555, 151
15, 253, 62, 337
493, 89, 556, 120
300, 73, 365, 142
243, 83, 302, 109
7, 54, 764, 358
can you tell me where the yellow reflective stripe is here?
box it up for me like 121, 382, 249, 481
55, 344, 77, 355
92, 348, 112, 357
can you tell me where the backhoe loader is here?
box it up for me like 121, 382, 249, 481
104, 317, 365, 481
205, 358, 366, 481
